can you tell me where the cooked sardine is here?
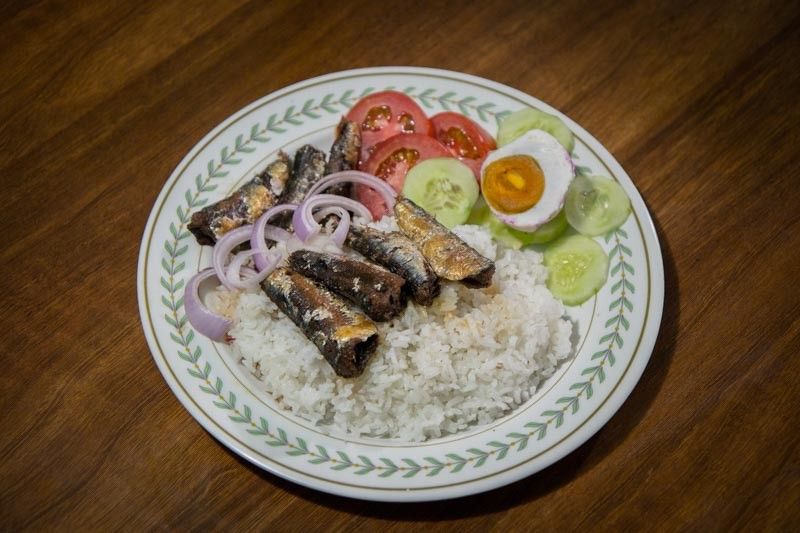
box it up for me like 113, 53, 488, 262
261, 268, 379, 378
394, 197, 495, 288
187, 154, 290, 245
324, 118, 361, 196
345, 224, 440, 306
289, 250, 407, 321
271, 145, 327, 228
280, 144, 327, 206
257, 151, 291, 197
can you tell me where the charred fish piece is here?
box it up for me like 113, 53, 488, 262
273, 145, 327, 228
323, 118, 361, 196
345, 224, 440, 306
261, 268, 379, 378
289, 250, 407, 322
256, 151, 291, 197
187, 153, 290, 245
280, 144, 327, 205
394, 197, 495, 288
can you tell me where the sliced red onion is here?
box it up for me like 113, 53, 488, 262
240, 266, 260, 277
250, 223, 290, 272
225, 250, 274, 290
312, 206, 345, 222
213, 225, 254, 290
313, 206, 351, 247
325, 196, 373, 220
264, 224, 292, 242
191, 173, 400, 343
306, 171, 398, 211
293, 194, 369, 243
331, 218, 351, 247
184, 268, 231, 342
251, 204, 297, 271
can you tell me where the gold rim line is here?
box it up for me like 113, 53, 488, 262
145, 75, 643, 490
141, 70, 657, 492
143, 70, 652, 489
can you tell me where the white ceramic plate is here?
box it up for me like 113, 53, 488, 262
137, 67, 663, 501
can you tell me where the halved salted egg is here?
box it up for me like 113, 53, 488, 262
479, 129, 575, 231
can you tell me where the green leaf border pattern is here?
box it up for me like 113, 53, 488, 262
158, 87, 635, 478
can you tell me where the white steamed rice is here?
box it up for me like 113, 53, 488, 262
209, 221, 573, 442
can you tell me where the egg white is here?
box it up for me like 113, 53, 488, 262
480, 129, 575, 231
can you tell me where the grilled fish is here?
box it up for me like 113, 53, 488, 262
271, 145, 327, 228
324, 118, 361, 196
187, 153, 290, 245
257, 151, 291, 197
345, 224, 440, 306
289, 250, 407, 322
394, 197, 495, 288
261, 268, 379, 378
280, 144, 327, 205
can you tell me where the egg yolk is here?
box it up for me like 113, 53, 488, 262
482, 155, 544, 213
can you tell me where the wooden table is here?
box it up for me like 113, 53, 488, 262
2, 0, 798, 529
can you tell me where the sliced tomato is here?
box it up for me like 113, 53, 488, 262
356, 133, 450, 218
345, 91, 433, 165
430, 112, 497, 178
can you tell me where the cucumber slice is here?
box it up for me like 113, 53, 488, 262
544, 235, 609, 305
402, 157, 479, 228
468, 198, 568, 248
497, 108, 575, 152
565, 175, 631, 237
522, 210, 568, 244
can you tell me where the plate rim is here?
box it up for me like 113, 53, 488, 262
137, 66, 664, 501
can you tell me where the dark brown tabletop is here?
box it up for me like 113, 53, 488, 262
2, 0, 799, 529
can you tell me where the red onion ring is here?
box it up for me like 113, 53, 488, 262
251, 204, 297, 271
184, 268, 232, 342
292, 194, 369, 242
188, 171, 400, 344
306, 171, 398, 211
313, 206, 351, 247
212, 226, 254, 290
263, 224, 292, 242
226, 250, 275, 289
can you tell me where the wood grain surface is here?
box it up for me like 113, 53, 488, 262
2, 0, 799, 529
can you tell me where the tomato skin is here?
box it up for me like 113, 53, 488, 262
356, 133, 450, 218
430, 112, 496, 178
345, 91, 433, 165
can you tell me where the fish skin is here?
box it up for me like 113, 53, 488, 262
289, 250, 407, 322
281, 144, 327, 206
324, 118, 361, 196
257, 151, 291, 198
345, 224, 440, 306
187, 179, 272, 245
272, 145, 327, 228
261, 268, 379, 378
187, 154, 290, 245
393, 197, 495, 288
309, 119, 362, 230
